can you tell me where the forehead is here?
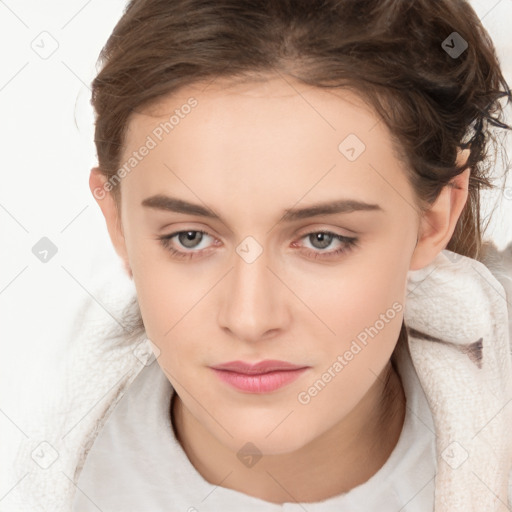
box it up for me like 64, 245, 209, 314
128, 75, 387, 148
119, 76, 414, 220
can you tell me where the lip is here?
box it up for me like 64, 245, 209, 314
211, 360, 307, 374
210, 360, 309, 393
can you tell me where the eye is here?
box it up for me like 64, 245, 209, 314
294, 231, 358, 260
157, 229, 358, 261
157, 230, 217, 260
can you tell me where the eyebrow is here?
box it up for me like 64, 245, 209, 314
141, 195, 383, 223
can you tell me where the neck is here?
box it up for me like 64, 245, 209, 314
171, 360, 406, 504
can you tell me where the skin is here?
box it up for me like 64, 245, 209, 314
90, 74, 470, 504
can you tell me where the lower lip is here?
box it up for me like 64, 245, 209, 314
211, 368, 308, 393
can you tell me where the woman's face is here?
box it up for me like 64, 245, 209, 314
105, 76, 424, 454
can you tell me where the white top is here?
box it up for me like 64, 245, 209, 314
72, 340, 437, 511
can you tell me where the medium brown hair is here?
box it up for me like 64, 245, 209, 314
91, 0, 511, 262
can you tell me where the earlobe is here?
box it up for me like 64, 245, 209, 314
409, 153, 471, 271
89, 167, 132, 277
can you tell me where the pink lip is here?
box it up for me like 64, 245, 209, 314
211, 360, 306, 374
210, 360, 309, 393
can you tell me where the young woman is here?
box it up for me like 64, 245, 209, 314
11, 0, 512, 510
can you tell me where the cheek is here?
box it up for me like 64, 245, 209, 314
297, 246, 408, 342
126, 229, 193, 328
129, 254, 218, 372
307, 276, 403, 379
293, 262, 406, 427
290, 246, 407, 409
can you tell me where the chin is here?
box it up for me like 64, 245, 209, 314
216, 421, 315, 457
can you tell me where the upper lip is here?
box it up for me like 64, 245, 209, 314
211, 360, 308, 374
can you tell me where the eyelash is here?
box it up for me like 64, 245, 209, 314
156, 229, 358, 261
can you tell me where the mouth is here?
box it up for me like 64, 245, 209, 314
210, 360, 309, 393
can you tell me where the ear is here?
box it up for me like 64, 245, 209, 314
409, 149, 471, 271
89, 167, 132, 278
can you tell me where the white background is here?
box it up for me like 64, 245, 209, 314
1, 0, 511, 503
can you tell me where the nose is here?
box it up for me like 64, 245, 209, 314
217, 247, 290, 343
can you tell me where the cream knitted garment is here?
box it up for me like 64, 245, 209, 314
6, 247, 512, 512
404, 248, 512, 510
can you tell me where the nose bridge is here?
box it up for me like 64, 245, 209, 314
218, 244, 286, 341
